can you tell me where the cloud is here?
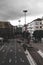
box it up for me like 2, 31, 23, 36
0, 0, 43, 21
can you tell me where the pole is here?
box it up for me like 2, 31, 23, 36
24, 12, 26, 31
13, 26, 14, 38
23, 10, 28, 31
18, 20, 21, 27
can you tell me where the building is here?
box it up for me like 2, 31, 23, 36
0, 21, 12, 28
27, 18, 43, 35
0, 21, 13, 39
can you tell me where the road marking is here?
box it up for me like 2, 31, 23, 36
0, 45, 5, 51
25, 50, 37, 65
9, 58, 12, 63
37, 50, 43, 58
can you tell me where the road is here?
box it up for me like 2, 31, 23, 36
27, 47, 43, 65
0, 39, 30, 65
0, 39, 43, 65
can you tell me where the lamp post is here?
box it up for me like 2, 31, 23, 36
23, 10, 28, 31
23, 10, 28, 25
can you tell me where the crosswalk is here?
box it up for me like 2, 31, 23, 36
0, 44, 5, 51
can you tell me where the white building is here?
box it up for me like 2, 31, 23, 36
42, 17, 43, 29
27, 18, 43, 35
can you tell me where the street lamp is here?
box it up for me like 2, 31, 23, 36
23, 10, 28, 31
23, 10, 28, 25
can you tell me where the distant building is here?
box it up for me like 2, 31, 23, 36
0, 21, 13, 28
0, 21, 14, 38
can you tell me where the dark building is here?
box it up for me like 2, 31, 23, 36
0, 21, 13, 39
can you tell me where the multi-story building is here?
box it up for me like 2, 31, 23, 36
27, 18, 43, 35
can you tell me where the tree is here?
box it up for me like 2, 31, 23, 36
33, 30, 43, 42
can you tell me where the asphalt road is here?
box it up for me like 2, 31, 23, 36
27, 47, 43, 65
0, 39, 30, 65
0, 39, 43, 65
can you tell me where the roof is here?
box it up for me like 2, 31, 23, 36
27, 18, 42, 26
33, 18, 42, 21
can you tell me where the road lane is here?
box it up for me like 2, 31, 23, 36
0, 39, 30, 65
0, 39, 43, 65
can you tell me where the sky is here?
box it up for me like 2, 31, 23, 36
0, 0, 43, 26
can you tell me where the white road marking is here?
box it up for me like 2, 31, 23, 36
25, 50, 37, 65
9, 58, 12, 63
0, 45, 5, 51
37, 50, 43, 58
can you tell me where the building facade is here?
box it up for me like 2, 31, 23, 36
27, 18, 43, 35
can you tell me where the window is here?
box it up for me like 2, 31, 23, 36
40, 26, 42, 28
36, 26, 38, 28
35, 22, 38, 25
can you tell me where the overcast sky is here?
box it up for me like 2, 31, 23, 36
0, 0, 43, 26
